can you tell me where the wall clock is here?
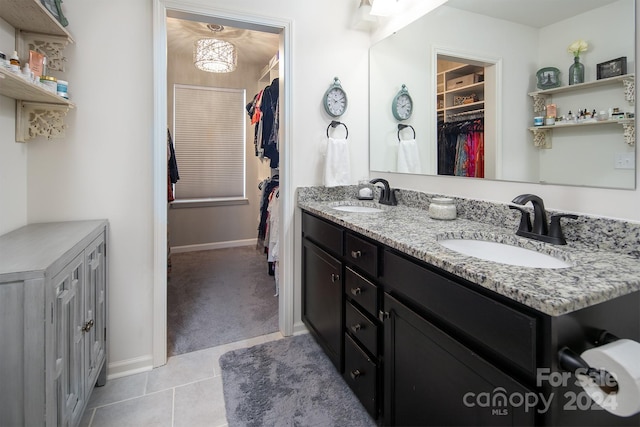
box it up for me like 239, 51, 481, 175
392, 84, 413, 121
323, 77, 348, 117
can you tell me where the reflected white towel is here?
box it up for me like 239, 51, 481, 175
397, 139, 421, 173
324, 137, 351, 186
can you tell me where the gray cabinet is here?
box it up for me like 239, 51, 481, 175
0, 220, 108, 427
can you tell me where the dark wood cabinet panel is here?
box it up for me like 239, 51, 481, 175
302, 239, 343, 370
383, 249, 538, 377
383, 293, 535, 427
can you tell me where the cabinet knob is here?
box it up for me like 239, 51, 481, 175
82, 319, 94, 333
350, 287, 362, 296
350, 369, 362, 380
351, 324, 362, 333
351, 250, 362, 259
331, 273, 340, 283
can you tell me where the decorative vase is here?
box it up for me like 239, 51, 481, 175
569, 56, 584, 85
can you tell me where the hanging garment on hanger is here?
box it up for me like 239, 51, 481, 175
261, 78, 280, 168
167, 128, 179, 202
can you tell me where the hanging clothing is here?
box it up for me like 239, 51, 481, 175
437, 118, 484, 178
257, 176, 279, 243
248, 78, 280, 168
167, 128, 179, 202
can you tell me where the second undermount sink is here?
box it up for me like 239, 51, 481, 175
438, 239, 572, 269
332, 205, 384, 213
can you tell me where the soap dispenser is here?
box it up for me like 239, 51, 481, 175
357, 180, 374, 200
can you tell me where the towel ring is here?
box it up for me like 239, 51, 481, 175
397, 124, 415, 141
327, 120, 349, 139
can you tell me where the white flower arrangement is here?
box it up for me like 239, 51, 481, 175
568, 40, 588, 58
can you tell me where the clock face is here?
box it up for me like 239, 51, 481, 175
394, 93, 413, 120
326, 87, 347, 117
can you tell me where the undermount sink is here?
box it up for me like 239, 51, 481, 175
332, 205, 384, 213
438, 239, 572, 269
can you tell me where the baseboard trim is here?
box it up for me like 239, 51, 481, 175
292, 321, 308, 336
107, 355, 154, 380
171, 238, 258, 253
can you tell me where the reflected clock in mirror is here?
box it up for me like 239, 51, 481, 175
392, 84, 413, 121
369, 0, 635, 190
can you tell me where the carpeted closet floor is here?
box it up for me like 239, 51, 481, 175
167, 245, 279, 356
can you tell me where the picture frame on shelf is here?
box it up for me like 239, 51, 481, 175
40, 0, 69, 27
536, 67, 561, 90
597, 57, 627, 80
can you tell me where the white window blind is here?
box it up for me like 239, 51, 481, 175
173, 84, 246, 200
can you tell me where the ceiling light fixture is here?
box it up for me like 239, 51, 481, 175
194, 24, 237, 73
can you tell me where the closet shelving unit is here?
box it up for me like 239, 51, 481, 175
258, 53, 279, 84
0, 0, 74, 142
527, 74, 635, 148
437, 63, 485, 121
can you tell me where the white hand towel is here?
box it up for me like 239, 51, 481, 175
397, 139, 421, 173
324, 137, 351, 187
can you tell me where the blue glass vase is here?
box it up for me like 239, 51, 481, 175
569, 56, 584, 85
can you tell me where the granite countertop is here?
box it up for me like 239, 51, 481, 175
298, 194, 640, 317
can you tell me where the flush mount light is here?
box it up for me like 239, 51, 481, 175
194, 24, 237, 73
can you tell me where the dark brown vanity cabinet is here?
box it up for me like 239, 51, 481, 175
301, 210, 640, 426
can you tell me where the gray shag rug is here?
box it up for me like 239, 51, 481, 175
167, 246, 278, 356
219, 333, 376, 427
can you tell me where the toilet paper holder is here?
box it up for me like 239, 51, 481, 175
558, 330, 620, 395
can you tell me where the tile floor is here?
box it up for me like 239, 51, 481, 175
81, 332, 285, 427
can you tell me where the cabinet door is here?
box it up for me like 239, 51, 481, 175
84, 235, 106, 391
52, 254, 85, 427
383, 293, 535, 427
302, 239, 343, 370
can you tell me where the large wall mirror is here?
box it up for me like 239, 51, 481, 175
369, 0, 636, 189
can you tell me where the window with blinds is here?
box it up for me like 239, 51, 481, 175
173, 84, 246, 200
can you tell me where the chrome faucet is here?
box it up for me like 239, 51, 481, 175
369, 178, 398, 206
510, 194, 577, 245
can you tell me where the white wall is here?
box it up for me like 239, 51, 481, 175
25, 0, 156, 372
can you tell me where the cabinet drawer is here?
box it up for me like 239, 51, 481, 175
345, 301, 378, 357
345, 267, 378, 317
345, 233, 378, 277
344, 334, 378, 419
382, 249, 537, 376
302, 212, 343, 256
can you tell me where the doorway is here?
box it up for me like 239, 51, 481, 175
153, 1, 294, 367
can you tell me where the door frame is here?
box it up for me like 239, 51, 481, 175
152, 0, 294, 367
